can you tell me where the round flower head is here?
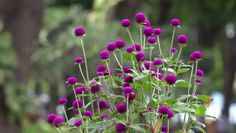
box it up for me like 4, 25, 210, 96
195, 78, 203, 84
121, 19, 131, 27
144, 20, 151, 26
143, 61, 151, 70
177, 34, 188, 44
147, 106, 153, 111
98, 100, 109, 109
66, 77, 77, 85
150, 67, 157, 74
74, 26, 85, 37
75, 86, 86, 94
135, 12, 146, 23
47, 113, 57, 124
196, 69, 204, 77
189, 51, 203, 61
106, 42, 117, 52
133, 44, 142, 51
159, 105, 170, 114
170, 47, 177, 53
153, 58, 163, 66
143, 26, 153, 36
53, 116, 65, 127
90, 81, 101, 93
147, 36, 157, 44
74, 56, 84, 64
115, 40, 126, 48
96, 64, 108, 75
153, 28, 163, 36
123, 76, 133, 83
165, 74, 177, 85
100, 114, 109, 119
167, 110, 174, 119
116, 103, 127, 113
170, 18, 181, 26
72, 99, 83, 108
161, 125, 167, 133
126, 46, 134, 53
74, 120, 82, 127
126, 92, 136, 101
115, 123, 127, 133
123, 66, 132, 73
123, 86, 133, 94
158, 73, 163, 80
58, 97, 68, 105
100, 50, 110, 60
136, 51, 145, 62
83, 110, 93, 117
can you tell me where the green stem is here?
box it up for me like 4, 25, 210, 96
80, 38, 89, 82
78, 64, 87, 84
157, 36, 162, 56
143, 36, 146, 50
113, 52, 122, 69
174, 45, 183, 71
63, 106, 68, 122
97, 95, 101, 115
126, 28, 135, 44
120, 50, 124, 68
126, 95, 129, 122
167, 119, 170, 133
72, 85, 83, 119
140, 26, 143, 48
149, 46, 153, 61
169, 27, 176, 58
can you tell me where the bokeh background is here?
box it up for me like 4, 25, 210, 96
0, 0, 236, 132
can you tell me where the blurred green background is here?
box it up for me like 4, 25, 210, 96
0, 0, 236, 132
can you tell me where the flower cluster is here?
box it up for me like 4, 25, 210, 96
47, 12, 211, 133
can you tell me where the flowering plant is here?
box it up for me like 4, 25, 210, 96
47, 12, 213, 133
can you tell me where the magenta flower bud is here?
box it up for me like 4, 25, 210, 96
136, 51, 145, 62
106, 42, 117, 52
74, 120, 83, 127
74, 56, 84, 64
167, 110, 174, 119
100, 50, 110, 60
115, 40, 126, 48
47, 113, 57, 124
161, 125, 167, 132
90, 81, 101, 93
67, 77, 77, 85
170, 18, 181, 26
165, 74, 177, 85
74, 26, 85, 36
189, 51, 203, 61
97, 64, 107, 73
150, 67, 157, 73
135, 12, 146, 23
147, 106, 152, 111
121, 19, 131, 27
195, 78, 202, 84
123, 86, 133, 94
196, 69, 204, 77
115, 123, 127, 133
170, 47, 177, 53
83, 110, 93, 117
153, 28, 163, 36
158, 73, 163, 80
143, 61, 151, 70
133, 43, 142, 51
147, 36, 157, 44
159, 105, 170, 114
177, 34, 188, 44
100, 114, 109, 119
126, 46, 134, 53
72, 100, 83, 108
153, 58, 163, 66
53, 116, 65, 127
126, 92, 136, 101
123, 76, 133, 83
58, 97, 68, 105
98, 100, 109, 109
143, 26, 153, 36
144, 20, 151, 26
116, 103, 127, 113
123, 66, 132, 73
75, 86, 86, 94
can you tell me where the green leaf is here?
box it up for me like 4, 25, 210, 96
177, 68, 190, 75
129, 124, 145, 132
161, 68, 176, 74
195, 105, 207, 116
133, 73, 150, 81
172, 102, 195, 113
175, 80, 191, 89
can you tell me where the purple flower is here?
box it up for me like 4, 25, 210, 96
132, 44, 142, 51
67, 77, 77, 85
167, 110, 174, 119
144, 20, 151, 26
47, 113, 57, 124
75, 86, 86, 94
53, 116, 65, 127
121, 19, 131, 27
100, 114, 109, 119
115, 40, 126, 48
90, 81, 101, 93
189, 51, 203, 61
170, 18, 181, 26
196, 69, 204, 77
115, 123, 127, 133
116, 103, 127, 113
153, 28, 163, 36
123, 86, 133, 94
135, 12, 146, 23
147, 106, 153, 111
74, 120, 83, 127
153, 58, 163, 66
72, 99, 83, 108
158, 73, 163, 80
143, 26, 153, 36
98, 100, 109, 109
100, 50, 110, 60
83, 110, 93, 117
96, 64, 108, 76
123, 66, 132, 73
170, 47, 177, 53
58, 98, 68, 105
147, 36, 157, 44
159, 105, 170, 114
195, 78, 202, 84
143, 61, 152, 70
177, 34, 188, 44
136, 51, 145, 62
165, 74, 177, 85
125, 92, 136, 101
74, 56, 84, 64
107, 42, 117, 52
123, 76, 133, 83
126, 46, 134, 53
74, 26, 85, 36
161, 125, 167, 133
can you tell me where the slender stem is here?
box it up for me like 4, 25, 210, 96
80, 38, 89, 82
78, 64, 87, 84
97, 96, 101, 115
130, 54, 137, 72
126, 95, 129, 122
143, 36, 146, 50
167, 119, 170, 133
174, 45, 183, 71
169, 27, 176, 58
140, 26, 143, 48
157, 36, 162, 56
113, 52, 122, 69
126, 28, 135, 44
63, 106, 68, 122
72, 85, 83, 119
149, 46, 153, 61
120, 50, 124, 68
85, 120, 89, 133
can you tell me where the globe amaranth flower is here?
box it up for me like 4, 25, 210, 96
123, 66, 132, 73
125, 92, 136, 101
167, 110, 174, 119
123, 86, 133, 94
121, 19, 131, 27
158, 73, 164, 80
115, 123, 127, 133
74, 56, 84, 64
90, 80, 101, 93
132, 43, 142, 51
153, 58, 163, 66
136, 51, 145, 62
72, 99, 83, 108
161, 125, 167, 133
96, 64, 109, 76
58, 97, 68, 105
126, 46, 134, 53
170, 18, 181, 26
53, 116, 65, 127
189, 51, 203, 61
143, 61, 152, 70
74, 120, 83, 127
75, 86, 86, 94
115, 40, 126, 48
147, 106, 153, 111
177, 34, 188, 44
106, 42, 117, 52
83, 110, 93, 117
196, 69, 204, 77
195, 78, 203, 84
143, 26, 153, 36
67, 77, 77, 85
100, 50, 110, 60
116, 103, 127, 113
47, 113, 57, 124
98, 100, 109, 109
100, 114, 109, 119
135, 12, 146, 23
144, 20, 151, 26
74, 26, 85, 36
123, 76, 133, 83
159, 105, 170, 114
147, 36, 157, 44
153, 28, 163, 36
170, 47, 177, 53
165, 74, 177, 85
